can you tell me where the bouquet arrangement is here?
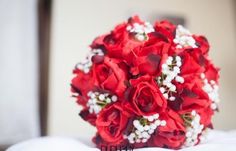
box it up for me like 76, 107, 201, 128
71, 16, 220, 149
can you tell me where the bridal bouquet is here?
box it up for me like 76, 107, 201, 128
71, 16, 220, 149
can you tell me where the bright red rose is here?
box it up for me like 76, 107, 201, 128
148, 110, 186, 149
71, 69, 97, 126
177, 83, 214, 127
154, 20, 176, 41
193, 35, 210, 55
180, 83, 211, 111
180, 52, 204, 79
71, 69, 94, 107
92, 56, 128, 96
197, 107, 214, 128
125, 75, 167, 116
204, 58, 220, 83
129, 33, 171, 75
96, 103, 130, 145
173, 52, 204, 92
90, 16, 146, 60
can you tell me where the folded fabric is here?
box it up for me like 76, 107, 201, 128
7, 130, 236, 151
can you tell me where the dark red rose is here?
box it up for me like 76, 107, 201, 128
125, 75, 167, 116
148, 110, 186, 149
96, 103, 129, 145
92, 57, 127, 96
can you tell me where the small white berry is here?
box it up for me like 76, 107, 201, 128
130, 133, 136, 138
105, 98, 111, 103
176, 61, 182, 67
144, 125, 150, 131
169, 85, 176, 92
154, 120, 161, 126
98, 94, 105, 100
159, 87, 165, 93
111, 95, 118, 102
135, 34, 145, 41
136, 139, 141, 143
142, 131, 149, 138
163, 93, 169, 99
200, 73, 205, 79
175, 56, 181, 62
153, 113, 159, 119
162, 64, 168, 70
169, 96, 176, 101
133, 120, 140, 128
160, 120, 167, 126
142, 138, 148, 143
175, 76, 184, 83
173, 66, 180, 73
137, 125, 144, 132
186, 131, 192, 137
150, 123, 157, 130
147, 116, 154, 122
148, 129, 155, 135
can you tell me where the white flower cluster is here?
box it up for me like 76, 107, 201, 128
201, 73, 220, 110
126, 22, 154, 41
124, 114, 166, 144
173, 25, 197, 49
183, 110, 204, 147
76, 49, 104, 73
86, 91, 118, 114
157, 56, 184, 101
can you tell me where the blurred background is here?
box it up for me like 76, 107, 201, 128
0, 0, 235, 150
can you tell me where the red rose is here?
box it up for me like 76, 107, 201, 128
90, 16, 145, 59
148, 110, 186, 149
125, 75, 167, 116
173, 52, 204, 97
96, 103, 129, 145
154, 20, 176, 41
180, 52, 204, 79
177, 83, 214, 127
129, 34, 171, 75
71, 69, 98, 126
180, 83, 211, 111
79, 108, 97, 126
92, 56, 127, 96
71, 69, 94, 107
193, 35, 210, 55
204, 58, 220, 83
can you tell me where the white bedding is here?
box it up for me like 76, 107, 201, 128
7, 130, 236, 151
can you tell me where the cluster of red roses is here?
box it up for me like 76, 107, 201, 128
71, 16, 220, 149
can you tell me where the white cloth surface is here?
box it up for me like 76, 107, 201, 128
7, 130, 236, 151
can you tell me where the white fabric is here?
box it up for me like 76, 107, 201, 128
0, 0, 40, 145
7, 130, 236, 151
